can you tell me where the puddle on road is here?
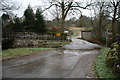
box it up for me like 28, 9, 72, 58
54, 49, 99, 57
62, 38, 101, 50
63, 50, 80, 56
40, 49, 99, 78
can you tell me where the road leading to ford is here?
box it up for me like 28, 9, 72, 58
2, 36, 101, 78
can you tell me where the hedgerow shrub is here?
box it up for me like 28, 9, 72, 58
2, 39, 15, 50
106, 42, 120, 77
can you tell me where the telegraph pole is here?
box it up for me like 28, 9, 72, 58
118, 3, 120, 35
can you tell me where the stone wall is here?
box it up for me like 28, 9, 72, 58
13, 39, 50, 48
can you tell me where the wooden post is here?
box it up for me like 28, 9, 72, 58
106, 29, 108, 47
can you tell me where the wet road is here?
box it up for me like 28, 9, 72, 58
62, 37, 101, 49
2, 37, 101, 78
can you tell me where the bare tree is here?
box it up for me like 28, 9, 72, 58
0, 0, 21, 16
110, 0, 120, 35
48, 4, 61, 28
89, 0, 110, 37
43, 0, 93, 31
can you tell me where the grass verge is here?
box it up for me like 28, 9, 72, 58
2, 40, 70, 60
94, 48, 116, 78
2, 48, 53, 60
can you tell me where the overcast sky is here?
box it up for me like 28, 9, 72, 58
1, 0, 95, 20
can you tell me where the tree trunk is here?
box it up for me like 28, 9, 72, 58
112, 2, 119, 36
61, 17, 65, 32
61, 1, 65, 32
99, 16, 102, 37
98, 9, 103, 37
112, 8, 117, 36
60, 1, 72, 32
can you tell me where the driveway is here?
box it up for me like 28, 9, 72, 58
2, 37, 101, 78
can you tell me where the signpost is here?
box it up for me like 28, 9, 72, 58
56, 33, 61, 37
56, 33, 61, 41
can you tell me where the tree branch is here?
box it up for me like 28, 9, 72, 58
42, 2, 60, 13
64, 2, 73, 18
71, 2, 94, 9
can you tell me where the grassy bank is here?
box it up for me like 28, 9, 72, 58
94, 48, 116, 78
2, 40, 70, 60
2, 48, 53, 60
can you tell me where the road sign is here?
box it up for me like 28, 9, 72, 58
56, 33, 61, 36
